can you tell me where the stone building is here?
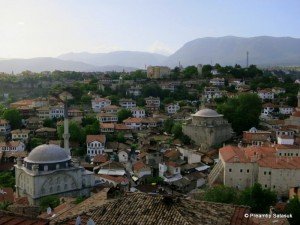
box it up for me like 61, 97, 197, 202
182, 108, 232, 149
15, 144, 94, 205
147, 66, 170, 79
208, 145, 300, 197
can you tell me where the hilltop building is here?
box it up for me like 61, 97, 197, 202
182, 108, 232, 149
147, 66, 170, 79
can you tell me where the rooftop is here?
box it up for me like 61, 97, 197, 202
55, 192, 260, 225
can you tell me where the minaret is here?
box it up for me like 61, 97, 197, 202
297, 90, 300, 111
63, 100, 70, 156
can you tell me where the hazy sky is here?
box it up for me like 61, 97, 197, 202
0, 0, 299, 58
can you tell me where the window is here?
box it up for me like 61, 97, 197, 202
265, 185, 267, 188
264, 171, 266, 175
229, 168, 232, 172
273, 185, 276, 189
247, 169, 249, 173
240, 169, 243, 173
269, 171, 271, 175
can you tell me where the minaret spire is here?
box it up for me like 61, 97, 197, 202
63, 98, 70, 156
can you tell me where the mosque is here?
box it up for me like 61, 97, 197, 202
15, 99, 95, 205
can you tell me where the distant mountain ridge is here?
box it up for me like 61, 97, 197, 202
58, 51, 167, 69
165, 36, 300, 67
0, 36, 300, 73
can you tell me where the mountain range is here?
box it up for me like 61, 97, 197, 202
1, 36, 300, 73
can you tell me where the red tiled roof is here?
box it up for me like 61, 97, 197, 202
133, 161, 147, 171
0, 211, 49, 225
258, 156, 300, 169
97, 174, 128, 184
166, 161, 179, 167
115, 124, 131, 130
93, 154, 109, 164
123, 117, 142, 123
100, 123, 115, 129
86, 135, 106, 144
164, 149, 181, 158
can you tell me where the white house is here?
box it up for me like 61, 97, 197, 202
126, 86, 142, 97
159, 161, 182, 183
102, 105, 120, 114
165, 103, 180, 114
257, 89, 274, 100
130, 107, 146, 118
0, 141, 25, 152
279, 105, 294, 115
145, 96, 160, 111
0, 119, 11, 136
11, 129, 30, 142
203, 87, 223, 101
209, 78, 225, 86
261, 103, 276, 117
133, 161, 152, 178
277, 135, 294, 145
123, 117, 142, 130
49, 105, 65, 118
86, 135, 106, 158
97, 113, 118, 123
92, 97, 111, 112
119, 99, 136, 109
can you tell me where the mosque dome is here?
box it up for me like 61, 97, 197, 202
193, 108, 222, 118
25, 144, 70, 164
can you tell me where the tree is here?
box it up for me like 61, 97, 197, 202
39, 195, 60, 211
285, 196, 300, 225
183, 66, 198, 79
204, 185, 238, 204
171, 123, 183, 139
83, 121, 100, 136
163, 118, 174, 134
217, 93, 262, 134
2, 108, 22, 129
82, 116, 98, 127
0, 171, 15, 189
28, 137, 44, 150
238, 183, 277, 213
43, 118, 55, 128
117, 109, 132, 123
58, 121, 84, 144
116, 132, 126, 143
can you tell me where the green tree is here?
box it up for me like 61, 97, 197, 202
39, 195, 60, 211
171, 123, 183, 139
217, 93, 262, 134
117, 109, 132, 123
43, 118, 55, 128
238, 183, 277, 213
183, 66, 198, 79
83, 121, 100, 135
2, 108, 22, 129
285, 196, 300, 225
82, 116, 98, 127
163, 118, 174, 134
58, 121, 84, 143
28, 137, 44, 150
0, 171, 15, 189
204, 185, 237, 204
116, 132, 126, 143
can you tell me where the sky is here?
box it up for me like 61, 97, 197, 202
0, 0, 299, 58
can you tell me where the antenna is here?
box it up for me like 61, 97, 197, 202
246, 51, 249, 68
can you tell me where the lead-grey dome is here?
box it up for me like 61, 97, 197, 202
25, 144, 70, 163
193, 108, 222, 117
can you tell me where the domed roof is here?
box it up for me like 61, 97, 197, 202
192, 108, 222, 117
25, 144, 70, 163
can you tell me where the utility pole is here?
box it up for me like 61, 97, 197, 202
246, 51, 249, 68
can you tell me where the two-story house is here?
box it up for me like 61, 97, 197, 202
86, 135, 106, 158
119, 99, 136, 109
92, 97, 111, 112
130, 107, 146, 118
145, 96, 160, 112
0, 119, 11, 136
165, 103, 180, 114
11, 129, 30, 142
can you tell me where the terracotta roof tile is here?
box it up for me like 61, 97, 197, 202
86, 135, 106, 144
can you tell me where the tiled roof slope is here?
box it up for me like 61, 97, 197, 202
0, 210, 49, 225
55, 193, 256, 225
